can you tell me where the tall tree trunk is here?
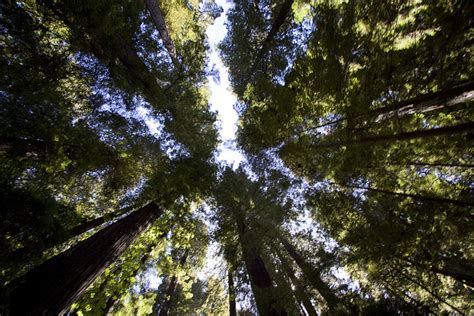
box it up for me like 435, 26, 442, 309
228, 270, 237, 316
144, 0, 179, 66
157, 251, 188, 316
272, 242, 317, 316
253, 0, 294, 67
386, 161, 474, 169
430, 257, 474, 288
263, 251, 301, 315
342, 183, 474, 207
0, 136, 45, 159
401, 256, 474, 288
3, 204, 139, 278
8, 202, 162, 315
308, 81, 474, 131
277, 233, 340, 311
158, 276, 178, 316
391, 265, 465, 315
311, 121, 474, 150
232, 209, 287, 315
68, 204, 138, 237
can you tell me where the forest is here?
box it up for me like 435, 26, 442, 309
0, 0, 472, 315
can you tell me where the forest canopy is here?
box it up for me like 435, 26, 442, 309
0, 0, 472, 315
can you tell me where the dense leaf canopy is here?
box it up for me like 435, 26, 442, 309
0, 0, 472, 315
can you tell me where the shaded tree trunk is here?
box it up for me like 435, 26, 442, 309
144, 0, 179, 66
228, 270, 237, 316
386, 161, 474, 169
343, 183, 474, 207
0, 136, 45, 159
401, 256, 474, 288
8, 202, 162, 315
254, 0, 294, 67
263, 251, 301, 315
68, 204, 137, 237
272, 242, 317, 316
309, 82, 474, 130
430, 257, 474, 288
311, 121, 474, 149
277, 233, 340, 311
157, 251, 188, 316
4, 204, 139, 276
232, 208, 287, 315
392, 265, 465, 315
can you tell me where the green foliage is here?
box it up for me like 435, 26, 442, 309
1, 0, 473, 314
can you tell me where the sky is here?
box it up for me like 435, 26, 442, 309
136, 0, 356, 303
205, 0, 244, 169
146, 0, 240, 291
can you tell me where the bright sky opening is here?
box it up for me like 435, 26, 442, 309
206, 0, 244, 169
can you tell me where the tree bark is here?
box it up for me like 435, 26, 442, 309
308, 81, 474, 131
3, 204, 139, 276
144, 0, 179, 66
232, 208, 287, 315
311, 121, 474, 149
254, 0, 294, 67
8, 202, 162, 315
392, 265, 465, 315
0, 136, 45, 159
228, 270, 237, 316
277, 233, 340, 311
272, 243, 317, 316
263, 251, 301, 315
430, 257, 474, 288
343, 183, 474, 207
386, 161, 474, 169
68, 204, 137, 237
157, 251, 188, 316
401, 255, 474, 288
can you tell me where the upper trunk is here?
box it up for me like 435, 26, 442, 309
277, 233, 340, 311
430, 258, 474, 287
156, 251, 188, 316
232, 208, 287, 315
311, 121, 474, 150
0, 136, 45, 159
253, 0, 294, 68
144, 0, 179, 66
310, 82, 474, 131
272, 242, 317, 316
102, 234, 166, 315
8, 202, 162, 315
342, 183, 474, 208
228, 270, 237, 316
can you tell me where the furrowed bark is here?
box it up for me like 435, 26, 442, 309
3, 204, 139, 278
8, 202, 162, 315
